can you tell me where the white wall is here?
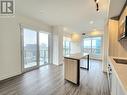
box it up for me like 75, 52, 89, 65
103, 22, 109, 72
53, 30, 59, 65
0, 18, 21, 80
70, 42, 81, 54
0, 15, 52, 81
69, 33, 81, 54
52, 26, 63, 65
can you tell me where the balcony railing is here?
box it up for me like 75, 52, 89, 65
83, 48, 101, 55
63, 48, 70, 56
24, 49, 48, 68
40, 49, 48, 65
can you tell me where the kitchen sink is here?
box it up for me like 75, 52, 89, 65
113, 58, 127, 64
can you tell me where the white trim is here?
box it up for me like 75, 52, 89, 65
20, 24, 52, 72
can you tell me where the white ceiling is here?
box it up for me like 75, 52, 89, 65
108, 0, 126, 18
16, 0, 109, 33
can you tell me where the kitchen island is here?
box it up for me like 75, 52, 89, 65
64, 53, 89, 85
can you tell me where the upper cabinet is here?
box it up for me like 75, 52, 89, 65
108, 5, 127, 58
108, 19, 119, 57
118, 6, 127, 40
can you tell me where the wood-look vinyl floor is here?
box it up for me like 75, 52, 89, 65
0, 60, 110, 95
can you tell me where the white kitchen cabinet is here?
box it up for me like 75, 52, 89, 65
110, 69, 126, 95
111, 70, 117, 95
64, 58, 78, 84
117, 81, 126, 95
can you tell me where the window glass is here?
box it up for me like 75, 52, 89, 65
23, 28, 37, 68
84, 37, 102, 55
63, 37, 71, 55
84, 38, 91, 53
92, 37, 101, 55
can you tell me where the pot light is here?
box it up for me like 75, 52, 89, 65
63, 27, 67, 31
90, 21, 94, 24
90, 29, 102, 36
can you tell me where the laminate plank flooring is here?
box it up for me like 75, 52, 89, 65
0, 60, 110, 95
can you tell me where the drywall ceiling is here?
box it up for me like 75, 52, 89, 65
108, 0, 126, 18
16, 0, 109, 33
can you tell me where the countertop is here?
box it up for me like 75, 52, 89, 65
109, 56, 127, 94
64, 53, 89, 60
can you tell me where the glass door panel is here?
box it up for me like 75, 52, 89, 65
63, 37, 71, 56
92, 37, 101, 55
83, 37, 102, 55
23, 28, 37, 69
84, 38, 91, 54
39, 33, 49, 65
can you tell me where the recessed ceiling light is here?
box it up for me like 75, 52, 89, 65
63, 27, 67, 31
90, 21, 94, 24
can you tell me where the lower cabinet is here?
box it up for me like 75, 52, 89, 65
117, 82, 126, 95
64, 58, 78, 84
111, 71, 117, 95
111, 70, 126, 95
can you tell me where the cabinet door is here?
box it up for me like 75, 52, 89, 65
111, 71, 117, 95
64, 59, 78, 84
117, 82, 126, 95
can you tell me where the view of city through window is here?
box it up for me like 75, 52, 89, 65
39, 33, 48, 65
63, 37, 71, 56
23, 28, 49, 69
84, 37, 102, 55
23, 28, 37, 68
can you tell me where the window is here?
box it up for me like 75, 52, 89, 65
83, 38, 91, 53
39, 32, 49, 65
63, 37, 71, 56
92, 37, 101, 55
23, 28, 37, 68
84, 37, 102, 55
22, 27, 50, 71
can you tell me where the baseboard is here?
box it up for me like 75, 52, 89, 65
0, 72, 22, 83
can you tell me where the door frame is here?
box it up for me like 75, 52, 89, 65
20, 25, 39, 72
20, 24, 51, 73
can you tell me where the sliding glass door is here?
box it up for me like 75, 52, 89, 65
63, 37, 71, 56
22, 27, 49, 72
63, 41, 70, 55
91, 37, 102, 55
39, 33, 49, 65
83, 37, 102, 59
23, 28, 38, 69
83, 38, 92, 54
